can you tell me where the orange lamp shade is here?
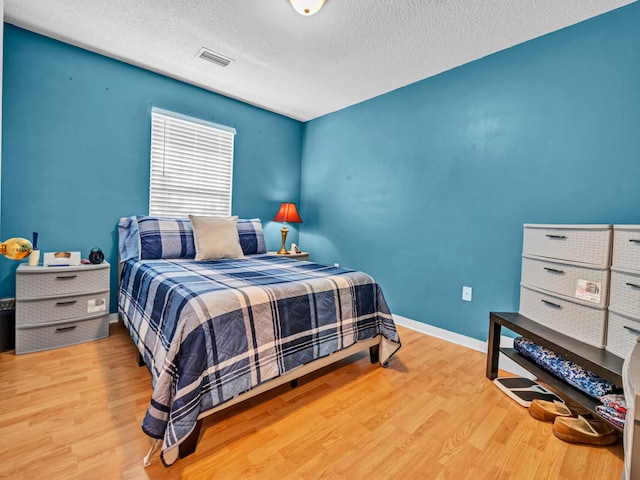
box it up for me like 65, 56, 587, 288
273, 203, 303, 224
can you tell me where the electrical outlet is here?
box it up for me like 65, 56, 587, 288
462, 286, 472, 302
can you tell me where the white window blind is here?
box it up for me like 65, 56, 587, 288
149, 107, 236, 217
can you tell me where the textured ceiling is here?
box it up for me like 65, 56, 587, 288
3, 0, 636, 121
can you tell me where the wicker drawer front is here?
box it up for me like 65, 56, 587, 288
609, 268, 640, 317
16, 292, 109, 327
16, 265, 109, 298
522, 224, 612, 266
612, 226, 640, 271
521, 255, 609, 307
519, 285, 607, 348
15, 315, 109, 354
606, 308, 640, 359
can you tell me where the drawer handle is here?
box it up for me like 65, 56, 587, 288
56, 275, 78, 280
55, 326, 77, 333
543, 267, 564, 274
626, 282, 640, 289
546, 235, 567, 240
630, 239, 640, 244
55, 300, 77, 306
624, 325, 640, 336
541, 299, 561, 309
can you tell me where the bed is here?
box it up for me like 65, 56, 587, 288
117, 215, 401, 466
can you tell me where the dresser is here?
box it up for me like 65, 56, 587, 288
15, 262, 110, 354
606, 225, 640, 358
487, 224, 626, 432
519, 224, 612, 348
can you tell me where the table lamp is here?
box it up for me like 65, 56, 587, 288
273, 202, 302, 254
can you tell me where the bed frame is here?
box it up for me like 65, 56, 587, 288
163, 335, 383, 459
135, 335, 383, 464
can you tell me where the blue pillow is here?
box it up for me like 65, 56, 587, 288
237, 218, 266, 255
136, 215, 196, 260
122, 216, 265, 260
118, 216, 140, 262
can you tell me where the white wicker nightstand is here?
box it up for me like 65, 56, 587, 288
15, 262, 110, 354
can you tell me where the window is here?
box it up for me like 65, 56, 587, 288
149, 107, 236, 217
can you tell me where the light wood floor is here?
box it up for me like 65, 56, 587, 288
0, 323, 623, 480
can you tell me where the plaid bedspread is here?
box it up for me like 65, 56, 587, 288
118, 254, 401, 465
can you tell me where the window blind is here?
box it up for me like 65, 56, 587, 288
149, 107, 236, 217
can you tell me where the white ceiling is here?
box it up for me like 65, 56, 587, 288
4, 0, 636, 121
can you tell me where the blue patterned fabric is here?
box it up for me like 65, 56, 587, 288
237, 218, 266, 255
136, 215, 196, 260
118, 255, 401, 465
596, 405, 625, 428
513, 337, 620, 399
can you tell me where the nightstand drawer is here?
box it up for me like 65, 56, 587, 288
16, 291, 109, 327
16, 265, 110, 298
15, 315, 109, 354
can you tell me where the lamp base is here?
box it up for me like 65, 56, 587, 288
278, 226, 289, 254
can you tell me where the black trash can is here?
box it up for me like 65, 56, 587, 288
0, 298, 16, 352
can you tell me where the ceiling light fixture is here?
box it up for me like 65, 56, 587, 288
289, 0, 326, 16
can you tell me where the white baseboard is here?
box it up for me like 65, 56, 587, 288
392, 314, 535, 379
109, 313, 119, 324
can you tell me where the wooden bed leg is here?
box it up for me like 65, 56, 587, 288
369, 344, 380, 364
179, 419, 203, 459
290, 379, 298, 388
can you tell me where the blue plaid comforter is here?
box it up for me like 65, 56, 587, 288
118, 254, 400, 465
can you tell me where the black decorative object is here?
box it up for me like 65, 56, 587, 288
89, 247, 104, 264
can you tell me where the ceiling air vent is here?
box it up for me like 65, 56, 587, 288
197, 47, 233, 67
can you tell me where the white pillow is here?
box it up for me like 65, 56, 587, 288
188, 215, 244, 261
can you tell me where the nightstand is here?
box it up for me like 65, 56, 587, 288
269, 252, 310, 261
15, 262, 110, 354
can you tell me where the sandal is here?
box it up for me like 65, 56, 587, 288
552, 415, 618, 446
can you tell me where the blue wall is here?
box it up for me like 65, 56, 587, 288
299, 3, 640, 341
3, 4, 640, 341
0, 25, 304, 308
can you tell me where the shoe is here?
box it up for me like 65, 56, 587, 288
528, 399, 572, 422
552, 415, 618, 446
